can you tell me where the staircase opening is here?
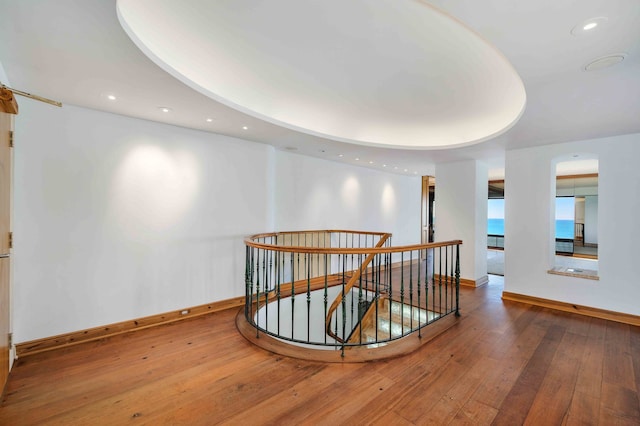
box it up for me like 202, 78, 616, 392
239, 230, 462, 362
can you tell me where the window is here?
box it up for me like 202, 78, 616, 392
487, 180, 504, 249
548, 158, 599, 279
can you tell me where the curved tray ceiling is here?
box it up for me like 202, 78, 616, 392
117, 0, 526, 149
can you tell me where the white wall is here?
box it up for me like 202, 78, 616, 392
0, 61, 9, 86
434, 160, 488, 282
274, 151, 421, 247
504, 133, 640, 315
13, 100, 276, 342
13, 101, 422, 343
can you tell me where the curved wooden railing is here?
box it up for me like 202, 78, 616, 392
242, 230, 461, 359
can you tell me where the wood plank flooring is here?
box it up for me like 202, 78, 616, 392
1, 276, 639, 425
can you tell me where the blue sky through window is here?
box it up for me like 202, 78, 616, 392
488, 199, 504, 219
556, 197, 575, 220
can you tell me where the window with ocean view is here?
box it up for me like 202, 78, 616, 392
555, 196, 575, 239
488, 197, 505, 250
488, 199, 504, 236
487, 197, 576, 239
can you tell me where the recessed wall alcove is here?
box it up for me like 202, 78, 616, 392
548, 155, 599, 280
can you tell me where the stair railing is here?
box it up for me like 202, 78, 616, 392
244, 230, 462, 356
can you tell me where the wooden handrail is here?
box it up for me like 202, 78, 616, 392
324, 233, 390, 342
247, 229, 388, 240
245, 232, 461, 255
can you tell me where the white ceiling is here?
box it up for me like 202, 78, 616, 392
1, 0, 639, 178
117, 0, 526, 150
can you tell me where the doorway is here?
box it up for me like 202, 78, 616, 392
421, 176, 435, 244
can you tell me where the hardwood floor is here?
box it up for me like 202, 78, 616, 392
1, 276, 639, 425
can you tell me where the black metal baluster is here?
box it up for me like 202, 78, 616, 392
334, 253, 341, 347
455, 244, 460, 317
399, 251, 404, 337
341, 253, 347, 356
417, 248, 422, 336
358, 253, 364, 344
376, 251, 381, 339
438, 246, 442, 318
448, 246, 455, 312
409, 250, 414, 333
245, 246, 255, 324
265, 248, 271, 332
430, 247, 435, 322
324, 253, 328, 344
276, 250, 281, 335
375, 253, 379, 343
291, 245, 295, 341
386, 250, 393, 343
255, 248, 261, 338
307, 252, 311, 343
445, 245, 449, 314
245, 246, 250, 319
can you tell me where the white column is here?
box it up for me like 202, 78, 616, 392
434, 160, 488, 285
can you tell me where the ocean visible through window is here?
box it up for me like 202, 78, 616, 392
487, 218, 574, 239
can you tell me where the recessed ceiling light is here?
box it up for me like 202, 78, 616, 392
369, 161, 374, 164
338, 154, 343, 158
242, 126, 249, 130
382, 164, 387, 168
571, 17, 608, 36
107, 94, 116, 101
206, 118, 213, 122
355, 158, 360, 161
404, 169, 408, 172
583, 53, 626, 71
159, 107, 171, 113
394, 166, 398, 170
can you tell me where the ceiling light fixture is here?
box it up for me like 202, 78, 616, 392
355, 158, 360, 161
206, 118, 213, 122
242, 126, 249, 130
338, 154, 343, 158
159, 107, 171, 113
107, 94, 116, 101
583, 53, 626, 71
571, 17, 608, 36
369, 161, 374, 164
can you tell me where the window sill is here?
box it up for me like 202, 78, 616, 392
547, 266, 599, 280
